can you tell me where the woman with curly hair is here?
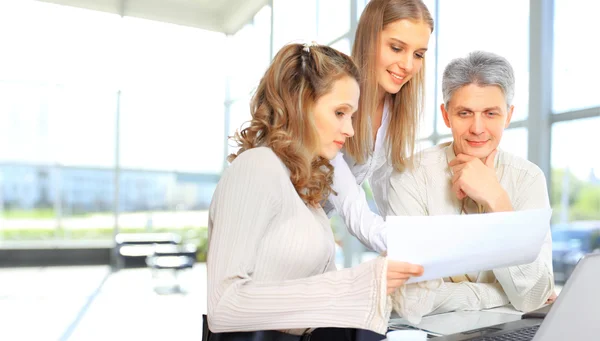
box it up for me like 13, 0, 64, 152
206, 43, 423, 339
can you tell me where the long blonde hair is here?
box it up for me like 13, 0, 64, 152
349, 0, 433, 171
229, 44, 360, 207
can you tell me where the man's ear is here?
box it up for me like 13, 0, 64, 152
505, 105, 514, 128
441, 103, 451, 128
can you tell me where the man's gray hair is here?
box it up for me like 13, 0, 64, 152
442, 51, 515, 107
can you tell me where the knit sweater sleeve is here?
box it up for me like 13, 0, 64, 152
207, 148, 392, 334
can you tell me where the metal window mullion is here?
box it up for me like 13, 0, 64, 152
508, 120, 528, 129
432, 0, 441, 145
349, 0, 358, 47
269, 0, 275, 59
341, 0, 360, 268
112, 90, 121, 270
528, 0, 554, 189
550, 106, 600, 124
223, 34, 233, 171
327, 32, 352, 47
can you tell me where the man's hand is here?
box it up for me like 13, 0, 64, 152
448, 149, 512, 212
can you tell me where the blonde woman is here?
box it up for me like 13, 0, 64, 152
206, 43, 423, 340
326, 0, 434, 254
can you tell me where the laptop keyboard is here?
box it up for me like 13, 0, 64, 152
473, 325, 540, 341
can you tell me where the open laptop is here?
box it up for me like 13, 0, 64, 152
433, 252, 600, 341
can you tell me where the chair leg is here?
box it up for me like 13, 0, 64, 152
173, 269, 182, 293
202, 314, 210, 341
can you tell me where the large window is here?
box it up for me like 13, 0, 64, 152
499, 127, 528, 160
2, 0, 597, 281
0, 82, 118, 241
329, 38, 351, 55
419, 0, 437, 140
0, 1, 121, 86
549, 0, 600, 283
436, 0, 530, 137
119, 16, 225, 174
550, 116, 600, 283
226, 6, 272, 157
227, 7, 271, 101
552, 0, 600, 113
318, 0, 350, 43
272, 0, 318, 54
0, 2, 119, 244
551, 117, 600, 222
0, 2, 226, 245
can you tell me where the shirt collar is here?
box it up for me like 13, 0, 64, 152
444, 141, 456, 164
382, 98, 390, 126
374, 98, 391, 155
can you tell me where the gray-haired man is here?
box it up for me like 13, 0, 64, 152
388, 51, 555, 322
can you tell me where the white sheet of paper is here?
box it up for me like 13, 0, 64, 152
386, 208, 552, 284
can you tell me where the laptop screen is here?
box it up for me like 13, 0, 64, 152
533, 253, 600, 340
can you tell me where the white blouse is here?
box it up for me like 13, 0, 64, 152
326, 101, 392, 253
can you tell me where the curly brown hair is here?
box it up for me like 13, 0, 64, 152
228, 43, 360, 207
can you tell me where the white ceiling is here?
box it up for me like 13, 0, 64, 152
36, 0, 269, 34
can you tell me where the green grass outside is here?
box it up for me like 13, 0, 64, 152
2, 208, 106, 219
3, 208, 57, 219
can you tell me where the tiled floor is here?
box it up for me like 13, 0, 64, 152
0, 264, 208, 341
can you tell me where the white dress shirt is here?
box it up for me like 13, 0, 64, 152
387, 142, 555, 323
326, 101, 392, 253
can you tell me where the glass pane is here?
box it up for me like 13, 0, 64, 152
51, 87, 117, 241
0, 83, 117, 243
422, 0, 435, 12
117, 18, 223, 248
117, 87, 217, 245
272, 0, 318, 55
553, 0, 600, 113
551, 117, 600, 283
0, 1, 121, 245
0, 0, 216, 262
551, 117, 600, 221
0, 81, 55, 243
48, 86, 116, 168
228, 6, 272, 100
416, 139, 434, 153
437, 135, 453, 145
227, 99, 252, 157
0, 1, 120, 87
119, 17, 225, 174
419, 0, 436, 140
119, 89, 223, 174
356, 0, 368, 21
0, 82, 53, 165
436, 0, 529, 135
499, 128, 528, 161
120, 17, 226, 91
318, 0, 350, 43
59, 166, 115, 241
329, 38, 351, 55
